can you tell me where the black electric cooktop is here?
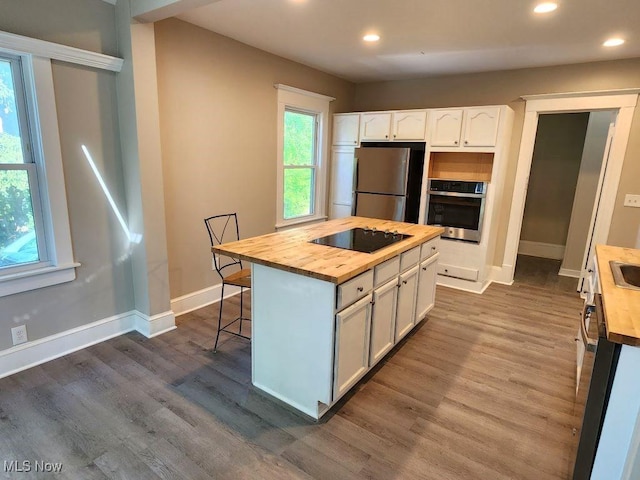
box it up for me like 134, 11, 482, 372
310, 227, 412, 254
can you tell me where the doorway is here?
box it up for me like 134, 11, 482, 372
501, 91, 638, 289
515, 110, 614, 291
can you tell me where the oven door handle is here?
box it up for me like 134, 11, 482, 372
427, 190, 485, 199
580, 302, 597, 353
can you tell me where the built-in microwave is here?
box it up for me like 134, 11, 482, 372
425, 179, 487, 243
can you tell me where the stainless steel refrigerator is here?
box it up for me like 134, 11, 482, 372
352, 144, 423, 223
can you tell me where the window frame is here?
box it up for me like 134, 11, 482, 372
0, 50, 78, 297
276, 84, 334, 229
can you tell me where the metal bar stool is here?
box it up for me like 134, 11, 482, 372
204, 213, 251, 352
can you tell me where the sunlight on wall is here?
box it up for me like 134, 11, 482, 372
81, 145, 142, 244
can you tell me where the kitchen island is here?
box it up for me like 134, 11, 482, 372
213, 217, 443, 419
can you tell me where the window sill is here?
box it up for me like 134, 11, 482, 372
0, 262, 81, 298
275, 215, 328, 231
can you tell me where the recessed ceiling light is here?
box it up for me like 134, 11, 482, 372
363, 34, 380, 42
534, 2, 558, 13
603, 38, 625, 47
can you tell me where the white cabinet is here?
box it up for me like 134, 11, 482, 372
429, 109, 463, 147
329, 147, 355, 216
395, 265, 419, 341
359, 112, 392, 141
359, 110, 428, 142
463, 107, 500, 147
369, 278, 398, 366
392, 110, 427, 141
334, 294, 372, 399
429, 107, 500, 148
416, 254, 438, 321
332, 113, 360, 146
330, 204, 352, 219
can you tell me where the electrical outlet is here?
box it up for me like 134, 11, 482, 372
11, 325, 28, 345
624, 194, 640, 208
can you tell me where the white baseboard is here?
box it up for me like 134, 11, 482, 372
518, 240, 565, 260
0, 308, 176, 380
436, 275, 491, 294
559, 268, 581, 278
134, 310, 176, 338
170, 283, 242, 317
489, 265, 515, 285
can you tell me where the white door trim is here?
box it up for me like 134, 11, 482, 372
502, 91, 638, 284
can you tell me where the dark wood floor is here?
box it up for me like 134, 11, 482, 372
0, 263, 586, 479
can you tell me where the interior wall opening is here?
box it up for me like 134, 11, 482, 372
514, 110, 614, 291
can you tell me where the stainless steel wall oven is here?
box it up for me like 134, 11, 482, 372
425, 179, 487, 243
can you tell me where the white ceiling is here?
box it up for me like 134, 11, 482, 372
176, 0, 640, 83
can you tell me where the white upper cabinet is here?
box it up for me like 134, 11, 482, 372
462, 107, 501, 147
392, 110, 428, 141
359, 110, 428, 142
429, 109, 464, 147
332, 113, 360, 146
359, 112, 393, 141
430, 107, 501, 148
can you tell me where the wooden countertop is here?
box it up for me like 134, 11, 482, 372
596, 244, 640, 346
213, 217, 444, 284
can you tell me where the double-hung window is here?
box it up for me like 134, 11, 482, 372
0, 55, 46, 271
0, 49, 76, 297
276, 85, 334, 228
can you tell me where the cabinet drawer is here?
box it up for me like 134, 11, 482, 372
400, 246, 420, 272
420, 237, 439, 261
337, 269, 374, 311
374, 256, 400, 288
437, 263, 478, 282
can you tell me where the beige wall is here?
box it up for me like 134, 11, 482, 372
0, 1, 135, 351
154, 18, 355, 298
520, 113, 589, 246
354, 58, 640, 266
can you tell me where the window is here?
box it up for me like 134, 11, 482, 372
0, 50, 76, 297
283, 109, 318, 219
0, 54, 46, 271
276, 85, 334, 228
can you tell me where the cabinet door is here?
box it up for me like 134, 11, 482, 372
395, 265, 419, 342
333, 114, 360, 146
462, 107, 500, 147
429, 109, 463, 147
416, 253, 438, 322
334, 294, 372, 400
330, 147, 355, 206
369, 278, 398, 366
360, 113, 392, 141
392, 110, 427, 141
330, 203, 353, 220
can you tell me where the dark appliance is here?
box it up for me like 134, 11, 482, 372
352, 142, 425, 223
573, 293, 621, 479
425, 179, 487, 243
310, 227, 412, 254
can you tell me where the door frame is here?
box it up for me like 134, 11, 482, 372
500, 89, 639, 285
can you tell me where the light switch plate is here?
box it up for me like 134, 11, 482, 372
624, 194, 640, 208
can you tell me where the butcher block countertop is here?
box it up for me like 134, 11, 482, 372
596, 244, 640, 346
213, 217, 444, 284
